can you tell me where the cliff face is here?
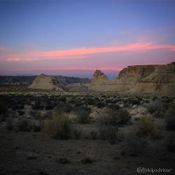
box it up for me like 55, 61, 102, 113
134, 62, 175, 96
88, 62, 175, 96
118, 65, 159, 80
29, 74, 64, 91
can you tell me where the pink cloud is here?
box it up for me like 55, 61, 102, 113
1, 41, 175, 62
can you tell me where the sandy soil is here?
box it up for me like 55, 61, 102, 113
0, 128, 174, 175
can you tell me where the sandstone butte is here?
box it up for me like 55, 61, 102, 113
88, 62, 175, 96
28, 74, 64, 91
29, 62, 175, 96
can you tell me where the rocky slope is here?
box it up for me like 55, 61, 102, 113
88, 62, 175, 96
28, 74, 64, 91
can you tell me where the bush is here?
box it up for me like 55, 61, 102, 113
165, 104, 175, 131
0, 102, 8, 115
32, 100, 44, 110
57, 157, 71, 164
14, 118, 41, 132
72, 127, 82, 139
97, 110, 118, 143
115, 109, 131, 125
30, 111, 42, 120
6, 118, 13, 130
123, 133, 148, 156
55, 102, 72, 113
75, 108, 91, 124
43, 112, 71, 139
18, 110, 25, 116
96, 108, 130, 143
107, 104, 120, 110
165, 135, 175, 152
136, 117, 161, 139
81, 157, 94, 164
97, 108, 130, 126
99, 125, 117, 144
90, 131, 98, 140
146, 99, 167, 118
15, 118, 32, 131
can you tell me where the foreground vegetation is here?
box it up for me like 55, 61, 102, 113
0, 94, 175, 175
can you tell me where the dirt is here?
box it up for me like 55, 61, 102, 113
0, 128, 174, 175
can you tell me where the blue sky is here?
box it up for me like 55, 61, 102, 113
0, 0, 175, 78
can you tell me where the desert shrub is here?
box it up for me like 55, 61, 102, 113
14, 118, 41, 132
15, 118, 32, 131
6, 118, 13, 130
96, 108, 131, 143
32, 100, 44, 110
84, 97, 96, 105
93, 98, 106, 108
42, 111, 52, 119
90, 130, 98, 140
165, 104, 175, 131
81, 157, 94, 164
72, 127, 82, 139
74, 99, 84, 107
136, 117, 161, 139
43, 113, 71, 139
44, 98, 57, 110
116, 109, 131, 125
99, 125, 117, 144
0, 102, 8, 115
97, 108, 130, 126
165, 135, 175, 152
123, 133, 148, 156
145, 99, 167, 118
128, 97, 141, 106
107, 104, 120, 110
55, 102, 72, 113
17, 110, 25, 116
58, 96, 66, 102
30, 111, 42, 120
75, 107, 91, 124
57, 157, 71, 164
97, 110, 118, 143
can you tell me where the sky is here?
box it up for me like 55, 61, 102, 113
0, 0, 175, 78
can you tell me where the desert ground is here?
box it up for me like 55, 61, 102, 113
0, 94, 175, 175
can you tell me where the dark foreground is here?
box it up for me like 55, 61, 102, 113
0, 94, 175, 175
0, 129, 174, 175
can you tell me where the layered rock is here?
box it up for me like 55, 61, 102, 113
29, 74, 64, 91
88, 62, 175, 96
88, 70, 109, 91
118, 65, 159, 81
133, 62, 175, 96
91, 70, 108, 83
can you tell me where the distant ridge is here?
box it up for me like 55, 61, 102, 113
0, 75, 90, 86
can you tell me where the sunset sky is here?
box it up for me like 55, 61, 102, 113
0, 0, 175, 78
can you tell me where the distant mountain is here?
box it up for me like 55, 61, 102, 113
0, 75, 90, 86
55, 75, 90, 85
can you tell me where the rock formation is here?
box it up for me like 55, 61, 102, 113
91, 70, 108, 83
88, 70, 109, 92
29, 74, 64, 91
88, 62, 175, 96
